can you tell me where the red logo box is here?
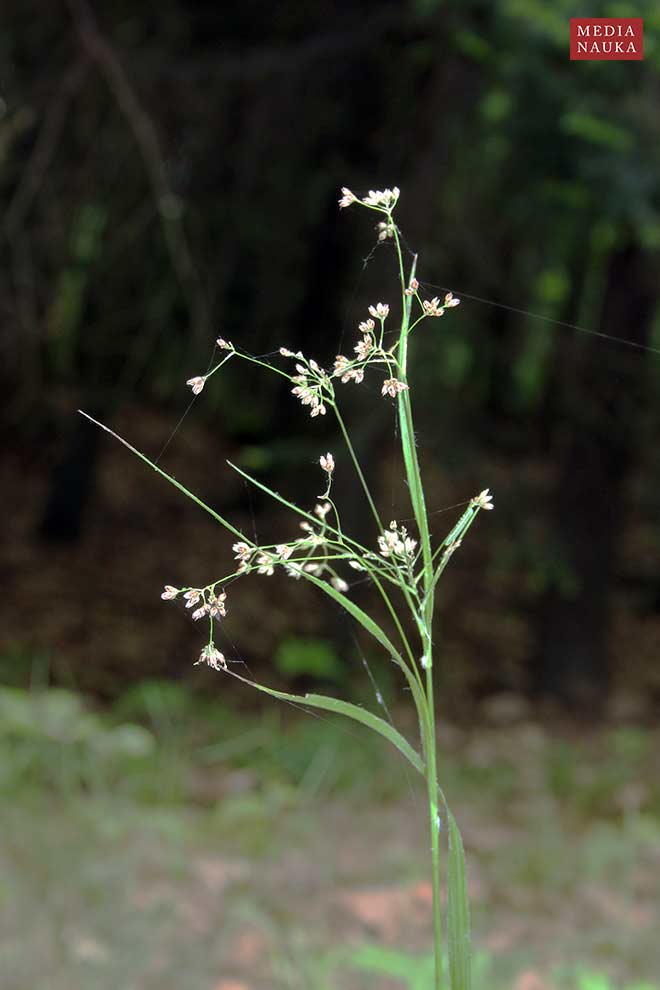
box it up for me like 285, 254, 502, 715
570, 18, 643, 60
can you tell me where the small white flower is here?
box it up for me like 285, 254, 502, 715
362, 187, 400, 208
232, 542, 252, 561
285, 561, 303, 579
381, 378, 409, 398
161, 585, 179, 600
216, 337, 234, 350
279, 347, 295, 357
444, 291, 460, 308
191, 605, 209, 621
320, 452, 335, 474
404, 277, 420, 297
257, 553, 275, 576
184, 590, 201, 607
471, 488, 494, 511
275, 544, 293, 560
186, 376, 206, 395
195, 645, 227, 670
354, 335, 372, 361
348, 559, 366, 571
422, 297, 445, 317
368, 302, 390, 320
331, 576, 349, 592
339, 367, 364, 385
338, 187, 356, 208
304, 563, 323, 575
314, 502, 331, 519
376, 220, 395, 241
208, 592, 227, 618
358, 319, 375, 334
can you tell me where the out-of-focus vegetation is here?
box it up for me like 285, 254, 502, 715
2, 1, 660, 711
3, 675, 660, 988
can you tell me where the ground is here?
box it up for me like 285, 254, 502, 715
2, 685, 659, 990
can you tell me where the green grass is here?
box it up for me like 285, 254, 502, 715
1, 679, 659, 989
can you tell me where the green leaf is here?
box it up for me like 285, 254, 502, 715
301, 570, 429, 722
228, 670, 425, 776
446, 809, 471, 990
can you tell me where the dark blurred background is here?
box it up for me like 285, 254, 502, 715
4, 4, 660, 988
2, 0, 660, 717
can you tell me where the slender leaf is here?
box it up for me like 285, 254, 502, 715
228, 669, 425, 775
445, 808, 471, 990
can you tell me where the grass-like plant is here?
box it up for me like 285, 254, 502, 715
81, 185, 494, 989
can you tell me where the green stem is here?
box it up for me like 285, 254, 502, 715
333, 403, 383, 533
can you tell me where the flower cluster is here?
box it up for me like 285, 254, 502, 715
333, 305, 406, 398
282, 353, 331, 417
470, 488, 494, 511
381, 378, 409, 398
186, 376, 206, 395
161, 584, 228, 622
195, 644, 227, 671
422, 292, 461, 317
339, 187, 400, 211
377, 521, 418, 562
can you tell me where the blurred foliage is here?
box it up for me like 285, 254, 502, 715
1, 0, 660, 707
2, 678, 660, 987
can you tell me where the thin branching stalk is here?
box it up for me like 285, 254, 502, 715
82, 184, 493, 990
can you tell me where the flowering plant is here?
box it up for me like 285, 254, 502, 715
82, 185, 493, 989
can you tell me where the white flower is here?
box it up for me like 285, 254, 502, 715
191, 605, 209, 621
381, 378, 409, 398
314, 502, 331, 519
368, 302, 390, 319
331, 576, 349, 592
184, 590, 201, 607
257, 553, 275, 576
377, 522, 416, 560
362, 187, 400, 209
285, 561, 303, 580
216, 337, 234, 350
358, 319, 375, 334
186, 376, 206, 395
471, 488, 494, 511
320, 452, 335, 474
422, 297, 445, 317
404, 277, 419, 297
279, 347, 295, 357
208, 592, 227, 618
444, 291, 460, 308
195, 645, 227, 671
338, 187, 356, 208
348, 559, 366, 571
275, 544, 293, 560
232, 541, 252, 561
354, 335, 372, 361
161, 585, 179, 600
376, 221, 395, 241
